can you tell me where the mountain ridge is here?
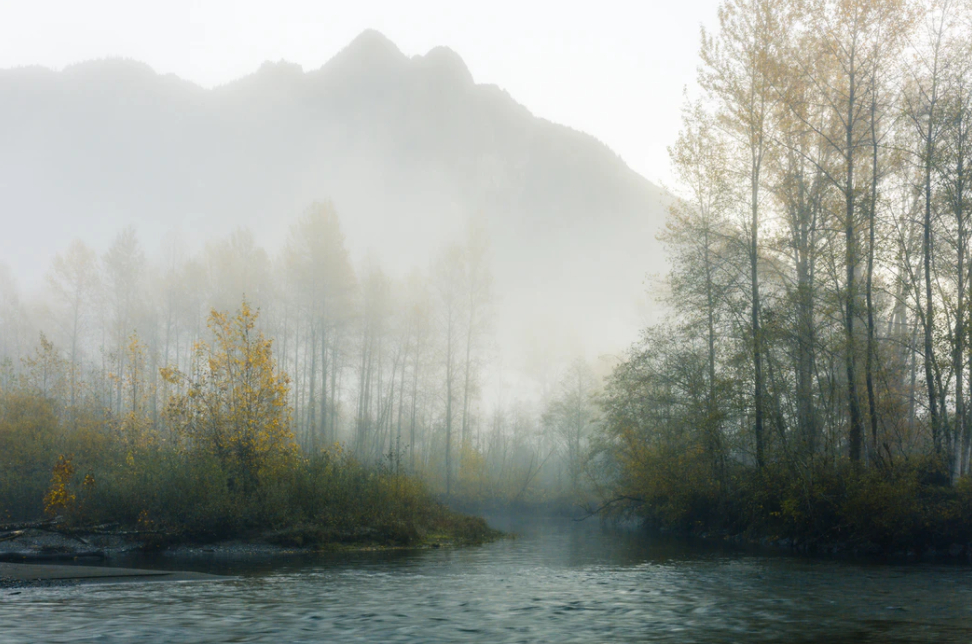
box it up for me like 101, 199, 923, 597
0, 30, 670, 359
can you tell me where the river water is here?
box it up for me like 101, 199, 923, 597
3, 514, 972, 643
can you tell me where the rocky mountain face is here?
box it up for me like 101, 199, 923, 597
0, 29, 670, 361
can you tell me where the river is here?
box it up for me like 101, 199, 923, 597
3, 514, 972, 643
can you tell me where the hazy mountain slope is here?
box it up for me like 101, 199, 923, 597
0, 30, 671, 360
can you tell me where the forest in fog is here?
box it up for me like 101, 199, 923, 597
0, 26, 644, 541
13, 0, 972, 555
0, 200, 602, 529
601, 0, 972, 548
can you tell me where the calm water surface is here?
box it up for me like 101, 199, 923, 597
3, 515, 972, 643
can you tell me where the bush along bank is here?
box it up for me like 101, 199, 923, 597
606, 455, 972, 559
1, 448, 500, 558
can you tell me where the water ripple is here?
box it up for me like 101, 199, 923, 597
2, 517, 972, 643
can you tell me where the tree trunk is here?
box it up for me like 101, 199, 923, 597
924, 126, 940, 455
308, 320, 317, 449
445, 319, 454, 496
865, 90, 880, 464
846, 64, 865, 464
751, 150, 765, 469
955, 118, 966, 481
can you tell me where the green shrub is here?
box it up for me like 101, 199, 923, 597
620, 450, 972, 552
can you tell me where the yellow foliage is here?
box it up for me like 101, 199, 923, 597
20, 334, 68, 403
136, 509, 154, 531
43, 455, 76, 517
161, 299, 297, 484
116, 333, 158, 452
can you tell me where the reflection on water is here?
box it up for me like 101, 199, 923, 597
3, 514, 972, 643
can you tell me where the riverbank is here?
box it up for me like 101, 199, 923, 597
0, 509, 502, 566
652, 524, 972, 563
0, 513, 501, 590
2, 431, 503, 562
612, 458, 972, 562
0, 561, 221, 589
8, 515, 972, 643
0, 309, 502, 568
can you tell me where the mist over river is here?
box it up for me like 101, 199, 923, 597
3, 516, 972, 643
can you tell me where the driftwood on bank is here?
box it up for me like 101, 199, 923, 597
0, 518, 61, 533
0, 519, 170, 540
0, 518, 158, 561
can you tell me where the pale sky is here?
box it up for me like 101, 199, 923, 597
0, 0, 721, 187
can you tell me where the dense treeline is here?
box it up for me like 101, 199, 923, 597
0, 303, 494, 544
601, 0, 972, 551
0, 202, 602, 528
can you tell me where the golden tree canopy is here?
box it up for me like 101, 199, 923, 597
161, 300, 296, 481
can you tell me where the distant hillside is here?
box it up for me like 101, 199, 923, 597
0, 30, 670, 361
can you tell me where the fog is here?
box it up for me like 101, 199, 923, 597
0, 30, 670, 497
0, 34, 669, 366
6, 4, 972, 642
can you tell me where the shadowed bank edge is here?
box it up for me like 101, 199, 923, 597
0, 509, 502, 589
0, 561, 221, 589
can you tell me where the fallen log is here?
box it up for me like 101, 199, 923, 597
0, 518, 60, 532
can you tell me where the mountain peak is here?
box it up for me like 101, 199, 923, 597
417, 46, 473, 86
337, 30, 405, 66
